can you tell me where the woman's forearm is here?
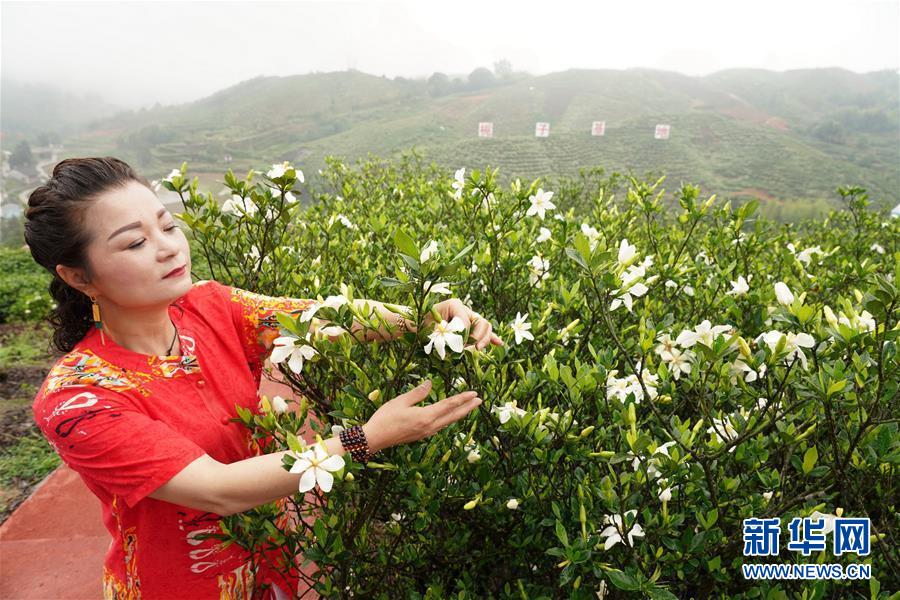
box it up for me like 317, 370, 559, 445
218, 425, 385, 516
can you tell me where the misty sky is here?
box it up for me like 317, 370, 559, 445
2, 0, 898, 109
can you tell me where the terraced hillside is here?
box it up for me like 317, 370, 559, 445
24, 67, 900, 211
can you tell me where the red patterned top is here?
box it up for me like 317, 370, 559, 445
31, 279, 317, 599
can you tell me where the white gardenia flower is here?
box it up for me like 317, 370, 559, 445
245, 245, 271, 266
536, 227, 552, 243
222, 195, 259, 216
467, 448, 482, 463
808, 511, 838, 535
580, 223, 600, 251
654, 333, 678, 359
331, 424, 346, 436
630, 441, 676, 479
299, 294, 349, 323
510, 312, 534, 345
455, 432, 477, 452
661, 347, 693, 380
870, 243, 885, 255
730, 358, 767, 383
617, 238, 637, 266
506, 498, 519, 510
774, 282, 794, 306
599, 510, 645, 550
605, 364, 659, 404
271, 334, 319, 374
328, 213, 356, 229
423, 280, 452, 295
289, 441, 345, 493
675, 320, 733, 349
609, 280, 649, 313
420, 240, 439, 263
762, 491, 774, 502
796, 245, 825, 265
754, 330, 816, 370
526, 188, 556, 220
391, 512, 405, 522
492, 400, 527, 424
726, 275, 750, 297
423, 316, 466, 359
528, 255, 551, 286
707, 416, 739, 451
838, 309, 876, 333
658, 484, 672, 503
267, 161, 293, 179
480, 192, 497, 211
451, 167, 465, 199
163, 168, 181, 184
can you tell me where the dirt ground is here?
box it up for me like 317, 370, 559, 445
0, 322, 60, 523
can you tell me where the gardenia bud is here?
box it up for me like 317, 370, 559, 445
823, 305, 838, 328
507, 498, 519, 510
345, 472, 355, 482
271, 395, 289, 414
368, 389, 381, 402
463, 499, 478, 510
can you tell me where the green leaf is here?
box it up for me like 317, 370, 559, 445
275, 312, 299, 335
450, 241, 476, 264
394, 228, 419, 258
554, 520, 569, 547
605, 569, 640, 591
648, 587, 679, 600
826, 379, 847, 396
565, 247, 589, 272
286, 432, 303, 454
802, 446, 818, 474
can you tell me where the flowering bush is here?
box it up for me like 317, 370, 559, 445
169, 156, 899, 598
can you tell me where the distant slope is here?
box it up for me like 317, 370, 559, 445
37, 68, 900, 210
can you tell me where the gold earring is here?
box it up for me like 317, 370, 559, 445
89, 295, 106, 346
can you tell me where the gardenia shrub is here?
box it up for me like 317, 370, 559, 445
164, 155, 898, 599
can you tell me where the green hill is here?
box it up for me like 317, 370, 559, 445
19, 67, 900, 212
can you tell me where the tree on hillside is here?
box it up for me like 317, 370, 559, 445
493, 59, 513, 79
9, 140, 34, 172
468, 67, 496, 90
427, 72, 452, 97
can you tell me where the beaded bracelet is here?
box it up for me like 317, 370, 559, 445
339, 424, 376, 464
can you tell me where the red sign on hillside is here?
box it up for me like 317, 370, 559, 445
535, 122, 550, 137
655, 124, 671, 140
478, 122, 494, 138
591, 121, 606, 136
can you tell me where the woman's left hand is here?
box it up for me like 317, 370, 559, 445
426, 298, 504, 351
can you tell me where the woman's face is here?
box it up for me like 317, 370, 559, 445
77, 179, 192, 308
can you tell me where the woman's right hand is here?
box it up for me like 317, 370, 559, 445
362, 380, 482, 453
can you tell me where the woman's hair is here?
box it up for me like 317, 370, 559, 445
24, 157, 154, 353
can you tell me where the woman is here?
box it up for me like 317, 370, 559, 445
24, 157, 502, 599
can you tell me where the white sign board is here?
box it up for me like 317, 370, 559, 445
654, 124, 671, 140
478, 122, 494, 138
591, 121, 606, 136
535, 122, 550, 137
